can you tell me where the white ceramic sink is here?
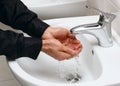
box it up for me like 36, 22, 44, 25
8, 16, 120, 86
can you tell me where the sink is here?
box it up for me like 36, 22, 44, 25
8, 16, 120, 86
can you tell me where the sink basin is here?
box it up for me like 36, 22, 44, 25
8, 16, 120, 86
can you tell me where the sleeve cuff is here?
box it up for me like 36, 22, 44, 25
25, 18, 49, 38
17, 37, 42, 60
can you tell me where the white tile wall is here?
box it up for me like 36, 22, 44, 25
87, 0, 119, 12
103, 0, 120, 36
109, 0, 120, 10
0, 56, 21, 86
112, 12, 120, 36
104, 0, 120, 12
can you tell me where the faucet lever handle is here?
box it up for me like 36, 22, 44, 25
86, 6, 116, 22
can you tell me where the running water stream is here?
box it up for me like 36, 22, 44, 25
58, 55, 82, 83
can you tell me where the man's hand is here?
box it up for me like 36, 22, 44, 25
42, 26, 82, 61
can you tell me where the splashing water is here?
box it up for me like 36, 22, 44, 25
58, 55, 82, 83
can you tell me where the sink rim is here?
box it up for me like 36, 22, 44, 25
21, 0, 87, 7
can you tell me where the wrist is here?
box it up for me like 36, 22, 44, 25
42, 26, 55, 39
41, 40, 48, 52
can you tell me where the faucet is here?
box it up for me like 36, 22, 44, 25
70, 6, 116, 47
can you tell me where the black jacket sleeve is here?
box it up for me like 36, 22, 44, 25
0, 0, 49, 60
0, 0, 49, 38
0, 29, 42, 60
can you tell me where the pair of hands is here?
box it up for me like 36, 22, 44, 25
42, 26, 82, 61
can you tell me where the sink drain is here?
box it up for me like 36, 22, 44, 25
66, 73, 82, 83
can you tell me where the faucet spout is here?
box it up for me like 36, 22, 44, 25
70, 22, 113, 47
70, 6, 116, 47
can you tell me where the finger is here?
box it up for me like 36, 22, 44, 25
70, 39, 81, 44
57, 46, 83, 61
76, 46, 83, 54
74, 43, 83, 50
61, 45, 76, 56
68, 34, 76, 39
56, 52, 73, 61
70, 44, 83, 56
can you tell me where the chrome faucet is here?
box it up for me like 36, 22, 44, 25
70, 6, 116, 47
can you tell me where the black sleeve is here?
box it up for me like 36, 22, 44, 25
0, 0, 49, 38
0, 29, 41, 60
0, 0, 50, 60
